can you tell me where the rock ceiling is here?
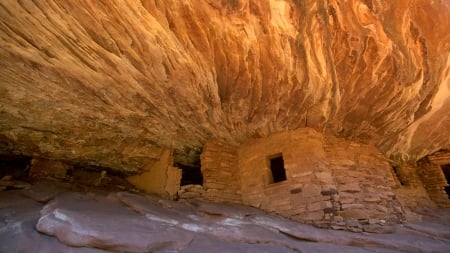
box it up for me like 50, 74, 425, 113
0, 0, 449, 172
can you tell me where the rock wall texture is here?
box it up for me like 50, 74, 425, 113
235, 128, 404, 230
239, 129, 330, 221
0, 0, 449, 171
324, 135, 405, 229
200, 142, 242, 203
417, 151, 450, 207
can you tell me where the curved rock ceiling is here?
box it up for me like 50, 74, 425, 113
0, 0, 449, 171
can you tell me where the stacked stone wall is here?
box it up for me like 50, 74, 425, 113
239, 129, 331, 222
417, 158, 450, 207
324, 136, 404, 231
196, 128, 409, 232
200, 142, 242, 203
390, 163, 435, 221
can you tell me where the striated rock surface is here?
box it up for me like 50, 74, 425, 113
1, 185, 450, 252
0, 0, 449, 171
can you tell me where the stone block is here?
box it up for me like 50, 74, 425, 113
341, 203, 364, 210
340, 197, 356, 204
315, 172, 333, 184
341, 209, 369, 219
286, 206, 307, 216
307, 201, 324, 212
323, 200, 333, 209
291, 171, 313, 178
294, 210, 324, 221
339, 159, 356, 166
339, 183, 361, 192
332, 216, 344, 223
344, 218, 361, 228
330, 224, 347, 230
363, 196, 381, 203
375, 205, 388, 213
335, 176, 353, 184
321, 195, 331, 201
302, 184, 321, 197
321, 188, 338, 196
290, 187, 302, 194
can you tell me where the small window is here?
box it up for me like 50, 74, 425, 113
269, 154, 287, 183
177, 164, 203, 186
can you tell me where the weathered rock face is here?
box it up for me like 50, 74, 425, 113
0, 0, 449, 171
2, 186, 450, 252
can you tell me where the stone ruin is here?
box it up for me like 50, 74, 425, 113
119, 128, 450, 233
0, 0, 449, 241
3, 127, 449, 234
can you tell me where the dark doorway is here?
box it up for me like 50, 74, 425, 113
392, 166, 406, 185
269, 154, 287, 183
177, 164, 203, 186
0, 154, 31, 180
441, 164, 450, 199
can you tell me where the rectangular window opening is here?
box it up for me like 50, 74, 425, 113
269, 154, 287, 183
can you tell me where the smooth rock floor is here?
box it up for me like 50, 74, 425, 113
1, 182, 450, 253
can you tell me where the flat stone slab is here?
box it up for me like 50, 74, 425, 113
36, 193, 195, 252
0, 192, 110, 253
2, 184, 450, 253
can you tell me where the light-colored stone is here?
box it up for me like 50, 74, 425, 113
302, 184, 322, 198
127, 149, 175, 198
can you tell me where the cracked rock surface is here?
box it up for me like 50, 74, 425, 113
1, 182, 450, 253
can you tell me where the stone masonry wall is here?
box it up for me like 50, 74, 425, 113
237, 128, 404, 232
200, 142, 242, 203
239, 129, 330, 221
324, 136, 405, 231
417, 158, 450, 207
391, 163, 435, 221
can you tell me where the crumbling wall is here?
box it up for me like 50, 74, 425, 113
127, 149, 181, 199
417, 157, 450, 207
389, 163, 435, 221
200, 142, 242, 203
29, 158, 68, 179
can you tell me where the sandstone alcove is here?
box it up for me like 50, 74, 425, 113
0, 154, 31, 190
1, 0, 450, 252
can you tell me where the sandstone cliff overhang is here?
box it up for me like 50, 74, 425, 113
0, 0, 449, 172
